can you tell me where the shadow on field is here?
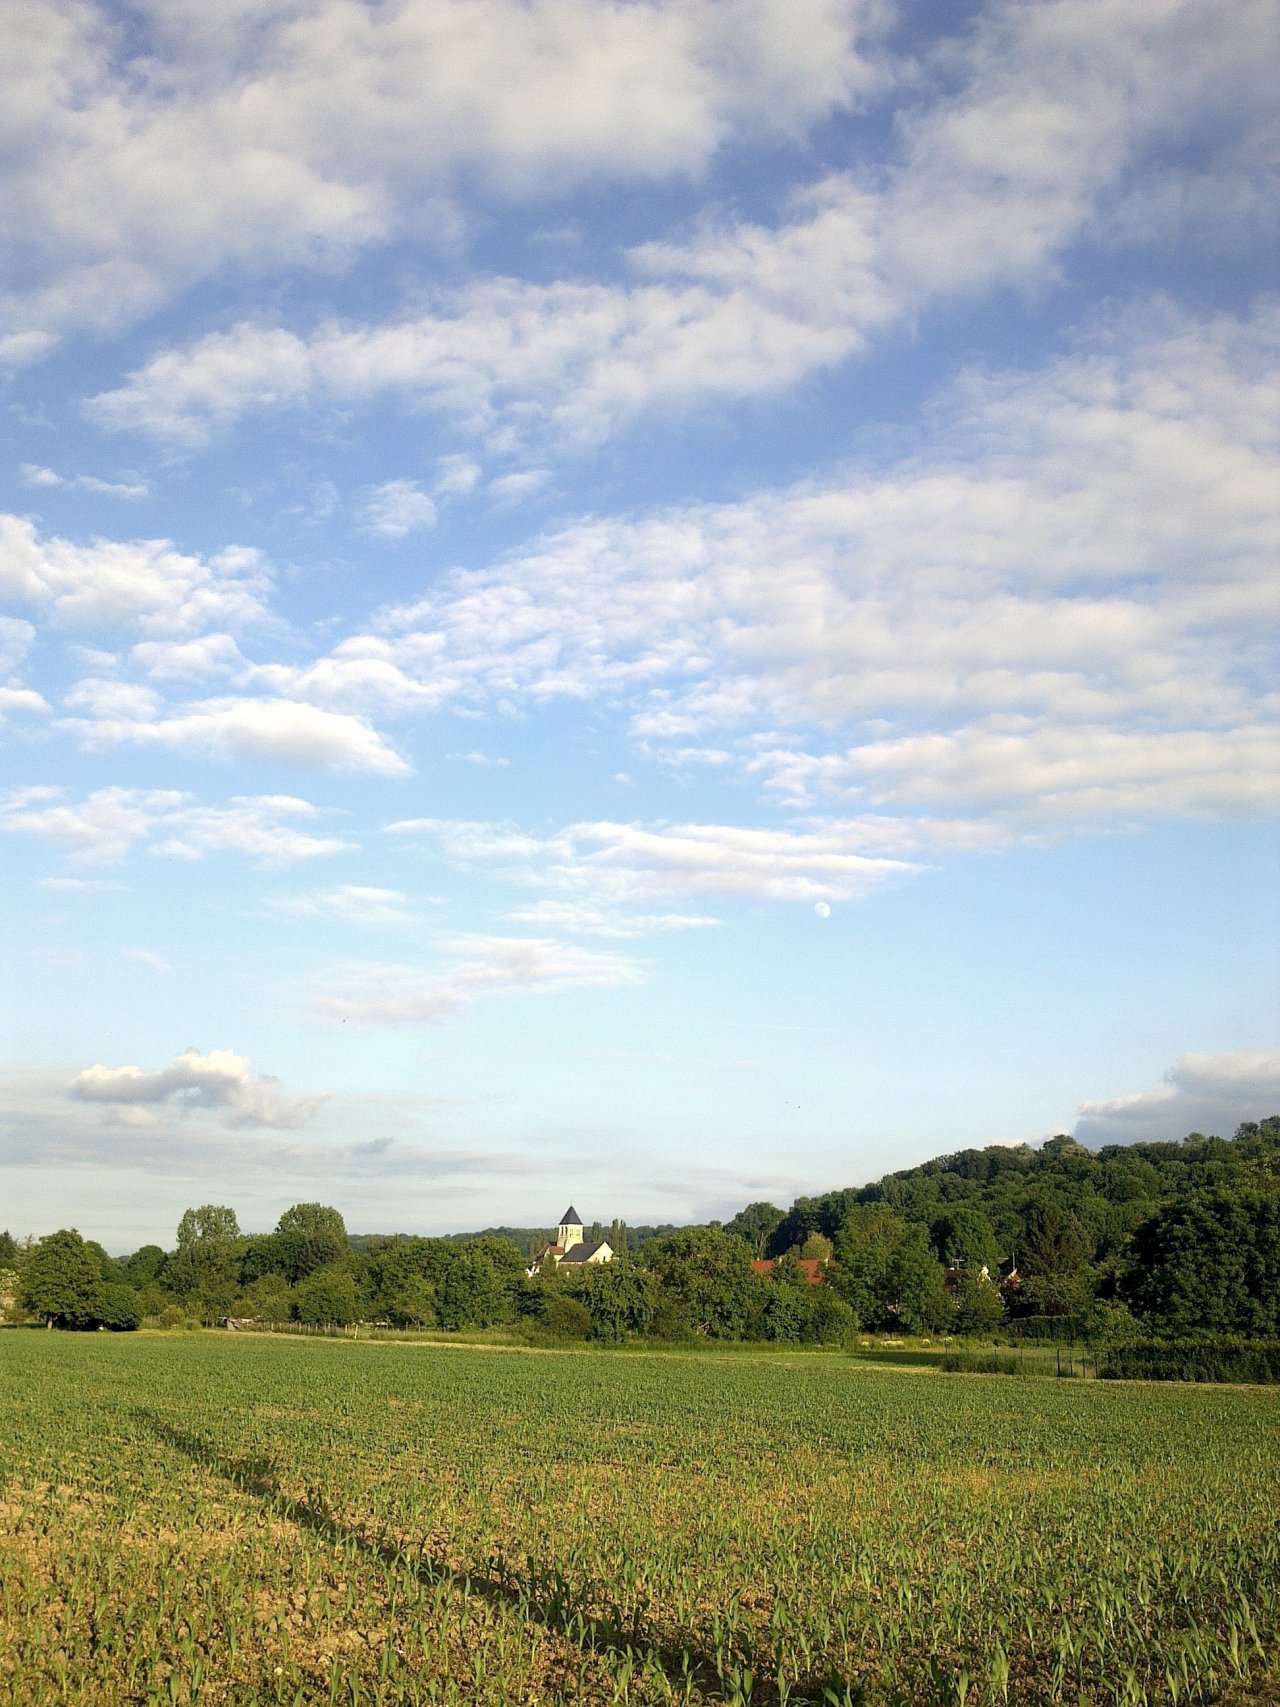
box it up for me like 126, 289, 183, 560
141, 1412, 861, 1706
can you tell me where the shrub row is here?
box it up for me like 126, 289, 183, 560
1096, 1337, 1280, 1384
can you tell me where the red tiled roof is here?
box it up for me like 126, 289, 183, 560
752, 1258, 826, 1285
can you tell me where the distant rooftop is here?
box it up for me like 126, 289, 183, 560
559, 1205, 582, 1225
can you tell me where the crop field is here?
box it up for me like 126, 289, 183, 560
1, 1334, 1278, 1707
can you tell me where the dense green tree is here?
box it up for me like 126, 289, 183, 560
884, 1224, 952, 1332
798, 1232, 834, 1263
123, 1244, 167, 1288
830, 1204, 906, 1327
275, 1203, 348, 1282
237, 1274, 295, 1323
541, 1292, 593, 1340
0, 1230, 18, 1264
169, 1205, 243, 1322
724, 1201, 784, 1257
436, 1247, 512, 1331
97, 1284, 142, 1331
760, 1282, 855, 1344
640, 1227, 769, 1338
572, 1261, 656, 1343
384, 1276, 436, 1328
951, 1268, 1004, 1335
294, 1264, 360, 1326
20, 1229, 138, 1329
1018, 1199, 1089, 1278
930, 1203, 997, 1270
1120, 1188, 1280, 1336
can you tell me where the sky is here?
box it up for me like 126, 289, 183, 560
1, 0, 1278, 1251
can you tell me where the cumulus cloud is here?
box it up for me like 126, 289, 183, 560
0, 616, 36, 676
130, 633, 246, 682
1075, 1052, 1280, 1147
360, 480, 437, 537
70, 1047, 322, 1129
231, 302, 1280, 834
60, 688, 409, 776
0, 785, 352, 866
0, 514, 271, 635
2, 0, 884, 354
88, 2, 1277, 451
0, 685, 48, 727
310, 935, 646, 1025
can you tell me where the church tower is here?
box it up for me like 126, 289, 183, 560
557, 1206, 584, 1252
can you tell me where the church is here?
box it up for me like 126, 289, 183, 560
528, 1206, 613, 1274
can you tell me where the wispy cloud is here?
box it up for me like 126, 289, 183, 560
310, 935, 646, 1025
389, 816, 919, 903
269, 885, 418, 929
20, 463, 149, 499
1, 786, 352, 867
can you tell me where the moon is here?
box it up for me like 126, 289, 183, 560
814, 901, 831, 919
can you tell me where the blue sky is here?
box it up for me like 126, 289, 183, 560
1, 0, 1277, 1249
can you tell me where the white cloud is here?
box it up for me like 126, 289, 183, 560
88, 2, 1277, 452
1075, 1051, 1280, 1147
0, 685, 48, 726
2, 0, 884, 354
433, 455, 482, 499
129, 633, 246, 681
19, 463, 148, 498
70, 1046, 322, 1129
123, 947, 172, 973
243, 302, 1280, 833
310, 935, 646, 1025
61, 689, 409, 776
0, 785, 352, 866
504, 899, 720, 938
390, 815, 918, 903
268, 884, 417, 929
360, 480, 437, 537
38, 876, 128, 893
0, 514, 271, 635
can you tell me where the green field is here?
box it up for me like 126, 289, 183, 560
2, 1334, 1278, 1706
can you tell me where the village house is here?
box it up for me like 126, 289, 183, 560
528, 1206, 613, 1276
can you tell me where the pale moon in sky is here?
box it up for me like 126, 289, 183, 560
814, 901, 831, 919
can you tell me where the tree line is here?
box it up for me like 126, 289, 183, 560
2, 1115, 1277, 1345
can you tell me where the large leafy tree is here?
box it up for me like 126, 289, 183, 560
724, 1201, 784, 1258
930, 1203, 997, 1270
294, 1264, 360, 1327
830, 1204, 906, 1327
640, 1227, 769, 1338
1121, 1188, 1280, 1336
274, 1203, 349, 1283
571, 1261, 656, 1343
21, 1229, 138, 1330
168, 1204, 243, 1322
